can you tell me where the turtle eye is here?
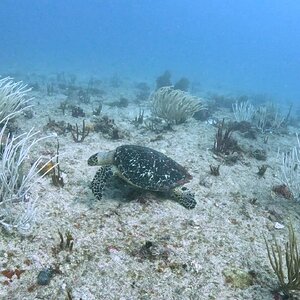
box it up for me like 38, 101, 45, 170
181, 187, 187, 191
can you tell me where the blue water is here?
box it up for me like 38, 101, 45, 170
0, 0, 299, 102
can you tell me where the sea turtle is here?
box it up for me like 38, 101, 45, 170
88, 145, 196, 209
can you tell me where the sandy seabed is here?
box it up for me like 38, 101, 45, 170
1, 77, 300, 300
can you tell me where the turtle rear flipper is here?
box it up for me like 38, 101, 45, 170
171, 187, 196, 209
91, 166, 113, 200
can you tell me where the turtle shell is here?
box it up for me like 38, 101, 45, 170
113, 145, 192, 191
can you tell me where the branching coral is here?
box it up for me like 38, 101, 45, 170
0, 77, 32, 122
151, 86, 205, 124
232, 101, 255, 122
71, 120, 90, 142
0, 77, 52, 234
254, 103, 288, 133
265, 224, 300, 298
213, 120, 240, 155
279, 134, 300, 200
0, 125, 52, 234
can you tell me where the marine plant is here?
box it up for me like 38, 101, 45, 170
0, 76, 32, 122
56, 72, 76, 88
44, 118, 72, 135
151, 86, 205, 125
144, 117, 166, 133
0, 77, 53, 234
70, 120, 90, 143
58, 231, 74, 251
78, 89, 90, 104
38, 160, 56, 176
213, 119, 240, 155
0, 125, 52, 234
254, 102, 288, 133
132, 109, 144, 127
92, 104, 102, 116
257, 164, 268, 177
58, 100, 69, 115
228, 120, 257, 139
46, 83, 55, 96
272, 184, 293, 199
87, 76, 105, 95
249, 149, 267, 161
265, 223, 300, 298
71, 106, 85, 118
209, 93, 234, 109
51, 139, 64, 187
66, 289, 78, 300
279, 134, 300, 200
232, 100, 255, 122
92, 115, 123, 139
209, 164, 220, 176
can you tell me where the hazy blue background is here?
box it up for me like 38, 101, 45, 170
0, 0, 299, 101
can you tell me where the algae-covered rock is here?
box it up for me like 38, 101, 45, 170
223, 268, 255, 289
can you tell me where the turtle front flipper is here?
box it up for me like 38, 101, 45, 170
170, 187, 196, 209
91, 166, 113, 200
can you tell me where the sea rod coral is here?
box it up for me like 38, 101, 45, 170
151, 86, 205, 125
0, 76, 32, 121
0, 77, 51, 234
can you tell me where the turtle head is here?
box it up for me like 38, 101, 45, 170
171, 187, 196, 209
88, 150, 115, 166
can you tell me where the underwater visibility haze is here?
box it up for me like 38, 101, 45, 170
2, 1, 300, 299
0, 0, 300, 101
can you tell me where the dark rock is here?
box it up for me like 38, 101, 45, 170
37, 268, 54, 286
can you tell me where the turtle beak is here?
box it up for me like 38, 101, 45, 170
88, 153, 98, 166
